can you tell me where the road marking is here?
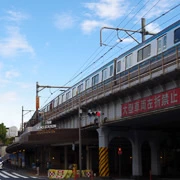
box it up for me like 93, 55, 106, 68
2, 171, 18, 178
12, 172, 28, 178
0, 172, 9, 178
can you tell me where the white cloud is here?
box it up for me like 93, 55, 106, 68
16, 82, 34, 89
54, 13, 76, 30
136, 0, 175, 20
81, 20, 108, 34
117, 37, 134, 43
83, 0, 128, 20
146, 23, 161, 34
0, 26, 35, 58
81, 0, 128, 34
0, 78, 9, 87
5, 10, 29, 23
5, 69, 20, 79
0, 91, 18, 101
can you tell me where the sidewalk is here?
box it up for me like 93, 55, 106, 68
5, 165, 179, 180
20, 168, 49, 179
4, 164, 49, 179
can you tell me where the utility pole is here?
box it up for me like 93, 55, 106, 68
22, 106, 34, 132
78, 107, 82, 177
141, 18, 146, 42
36, 82, 71, 122
100, 18, 156, 46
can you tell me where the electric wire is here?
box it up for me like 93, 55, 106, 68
42, 0, 151, 101
104, 0, 151, 47
62, 0, 145, 87
40, 2, 180, 108
58, 3, 179, 86
69, 0, 163, 83
66, 2, 180, 87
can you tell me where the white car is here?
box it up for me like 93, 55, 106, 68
0, 159, 3, 169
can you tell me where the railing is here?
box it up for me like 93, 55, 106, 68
45, 44, 180, 121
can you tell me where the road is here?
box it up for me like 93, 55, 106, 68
0, 168, 47, 179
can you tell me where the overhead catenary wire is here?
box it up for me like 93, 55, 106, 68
115, 3, 180, 51
65, 3, 180, 86
101, 0, 147, 47
65, 1, 180, 88
40, 3, 180, 108
41, 13, 180, 108
45, 0, 155, 99
59, 0, 146, 88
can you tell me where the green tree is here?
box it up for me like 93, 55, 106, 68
0, 123, 7, 144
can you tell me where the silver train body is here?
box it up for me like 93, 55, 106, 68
43, 20, 180, 112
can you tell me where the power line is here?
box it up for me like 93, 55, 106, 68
62, 0, 146, 87
40, 1, 154, 101
40, 3, 180, 107
67, 3, 180, 85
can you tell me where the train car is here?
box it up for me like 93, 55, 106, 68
43, 20, 180, 113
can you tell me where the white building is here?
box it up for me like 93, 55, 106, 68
6, 126, 18, 138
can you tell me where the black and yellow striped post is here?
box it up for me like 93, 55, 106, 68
99, 147, 109, 177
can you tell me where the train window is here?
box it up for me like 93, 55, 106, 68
125, 54, 132, 69
174, 28, 180, 44
102, 68, 107, 81
72, 87, 76, 97
77, 83, 83, 94
66, 91, 70, 100
117, 61, 121, 72
110, 65, 113, 76
143, 45, 151, 59
85, 79, 90, 89
137, 45, 151, 62
138, 49, 143, 61
157, 38, 161, 53
92, 74, 99, 86
163, 36, 167, 49
157, 35, 167, 54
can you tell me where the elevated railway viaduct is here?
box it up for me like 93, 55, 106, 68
6, 44, 180, 179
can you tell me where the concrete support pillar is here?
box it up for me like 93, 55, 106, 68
132, 130, 142, 177
150, 141, 161, 176
64, 146, 68, 169
97, 127, 110, 177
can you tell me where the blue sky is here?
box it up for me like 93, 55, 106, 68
0, 0, 179, 129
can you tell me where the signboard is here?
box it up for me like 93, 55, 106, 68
37, 120, 56, 130
48, 169, 92, 179
122, 88, 180, 117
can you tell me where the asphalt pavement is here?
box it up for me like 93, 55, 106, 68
3, 164, 48, 179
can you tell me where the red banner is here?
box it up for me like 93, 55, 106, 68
122, 88, 180, 117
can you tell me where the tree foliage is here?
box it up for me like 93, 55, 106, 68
0, 123, 7, 144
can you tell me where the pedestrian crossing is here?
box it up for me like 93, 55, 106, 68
0, 170, 36, 178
